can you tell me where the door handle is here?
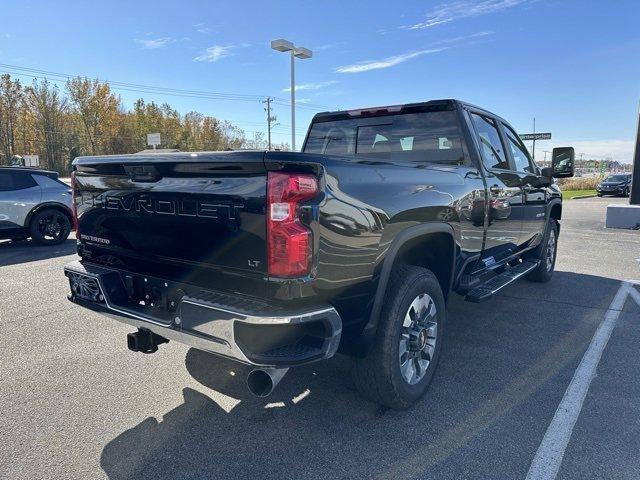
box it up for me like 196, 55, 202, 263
489, 185, 501, 194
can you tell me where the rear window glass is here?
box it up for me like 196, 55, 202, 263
0, 171, 38, 191
304, 110, 466, 165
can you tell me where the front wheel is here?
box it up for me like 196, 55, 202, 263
526, 220, 559, 283
352, 265, 445, 410
29, 209, 71, 245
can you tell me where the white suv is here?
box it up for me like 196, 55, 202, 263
0, 167, 73, 245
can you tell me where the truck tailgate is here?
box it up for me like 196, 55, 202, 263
73, 152, 268, 282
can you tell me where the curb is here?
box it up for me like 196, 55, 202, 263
568, 194, 597, 200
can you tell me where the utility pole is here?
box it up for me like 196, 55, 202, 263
263, 97, 277, 151
532, 117, 536, 161
543, 150, 549, 163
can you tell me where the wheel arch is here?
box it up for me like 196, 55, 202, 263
548, 198, 562, 221
356, 222, 456, 355
547, 198, 562, 233
25, 202, 73, 229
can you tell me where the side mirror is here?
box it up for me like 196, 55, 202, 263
550, 147, 575, 178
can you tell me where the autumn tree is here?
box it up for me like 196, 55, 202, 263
24, 79, 69, 171
0, 73, 262, 173
0, 74, 24, 162
66, 77, 121, 155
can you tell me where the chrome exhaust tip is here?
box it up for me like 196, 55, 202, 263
246, 368, 289, 397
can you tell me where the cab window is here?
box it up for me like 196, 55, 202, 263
469, 113, 509, 170
502, 123, 536, 173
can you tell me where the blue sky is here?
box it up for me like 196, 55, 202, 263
1, 0, 639, 160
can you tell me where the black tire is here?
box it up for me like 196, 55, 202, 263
29, 209, 71, 245
352, 265, 446, 410
525, 220, 559, 283
597, 193, 602, 197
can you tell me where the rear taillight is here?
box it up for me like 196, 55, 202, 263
267, 172, 318, 278
70, 172, 79, 238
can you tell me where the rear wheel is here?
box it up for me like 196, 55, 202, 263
29, 209, 71, 245
352, 265, 445, 410
525, 220, 558, 283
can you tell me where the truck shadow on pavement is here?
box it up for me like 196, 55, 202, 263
99, 272, 636, 480
0, 237, 76, 267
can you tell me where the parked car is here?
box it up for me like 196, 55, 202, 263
63, 99, 574, 409
596, 173, 632, 197
0, 167, 73, 245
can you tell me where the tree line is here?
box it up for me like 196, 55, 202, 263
0, 74, 287, 173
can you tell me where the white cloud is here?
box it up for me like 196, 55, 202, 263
314, 42, 346, 51
335, 48, 448, 74
2, 33, 11, 39
282, 80, 338, 92
135, 37, 174, 49
432, 30, 494, 45
193, 23, 212, 34
407, 0, 530, 29
194, 45, 234, 62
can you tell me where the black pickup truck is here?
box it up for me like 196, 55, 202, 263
64, 99, 574, 409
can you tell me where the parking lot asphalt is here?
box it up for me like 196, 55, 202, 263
1, 196, 639, 480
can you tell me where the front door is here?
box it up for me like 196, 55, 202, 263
467, 111, 524, 266
499, 122, 546, 247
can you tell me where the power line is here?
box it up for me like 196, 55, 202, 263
0, 63, 335, 111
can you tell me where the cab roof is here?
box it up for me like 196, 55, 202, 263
311, 99, 500, 123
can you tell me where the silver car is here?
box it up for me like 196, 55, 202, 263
0, 167, 73, 245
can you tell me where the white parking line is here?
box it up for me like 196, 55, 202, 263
525, 280, 640, 480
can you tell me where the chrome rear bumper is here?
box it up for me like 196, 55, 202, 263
64, 260, 342, 367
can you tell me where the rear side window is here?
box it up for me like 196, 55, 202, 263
33, 174, 68, 188
502, 123, 535, 173
304, 110, 466, 165
469, 113, 508, 170
0, 172, 38, 191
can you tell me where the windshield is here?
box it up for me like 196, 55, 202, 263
303, 110, 465, 165
604, 175, 629, 182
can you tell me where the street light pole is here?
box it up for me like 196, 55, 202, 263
271, 39, 312, 152
290, 49, 295, 150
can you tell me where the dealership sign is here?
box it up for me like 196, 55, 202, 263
520, 132, 552, 141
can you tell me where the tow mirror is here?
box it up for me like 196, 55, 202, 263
548, 147, 575, 178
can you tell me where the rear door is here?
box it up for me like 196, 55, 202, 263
499, 122, 546, 248
0, 171, 41, 229
467, 111, 524, 265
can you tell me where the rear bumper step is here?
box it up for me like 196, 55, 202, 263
465, 260, 540, 303
64, 260, 342, 367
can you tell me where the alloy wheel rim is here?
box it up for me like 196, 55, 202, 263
38, 213, 67, 240
546, 228, 556, 271
399, 293, 438, 385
